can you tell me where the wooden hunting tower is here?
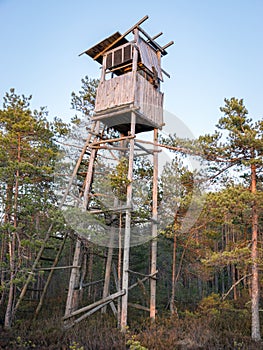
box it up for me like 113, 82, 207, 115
62, 16, 173, 331
80, 15, 173, 134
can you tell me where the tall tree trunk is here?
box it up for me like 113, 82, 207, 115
4, 180, 18, 328
0, 182, 13, 306
0, 235, 6, 305
4, 233, 16, 329
251, 163, 261, 341
4, 133, 21, 329
170, 229, 177, 315
87, 247, 94, 300
214, 271, 219, 294
231, 264, 237, 301
221, 268, 225, 295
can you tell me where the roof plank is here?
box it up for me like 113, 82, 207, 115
92, 15, 149, 61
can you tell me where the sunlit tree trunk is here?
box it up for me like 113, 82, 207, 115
4, 133, 21, 329
0, 183, 13, 306
170, 230, 177, 315
251, 162, 260, 341
4, 233, 16, 329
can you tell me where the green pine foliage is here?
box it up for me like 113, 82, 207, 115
0, 88, 70, 328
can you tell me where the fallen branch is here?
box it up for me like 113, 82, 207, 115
222, 274, 252, 301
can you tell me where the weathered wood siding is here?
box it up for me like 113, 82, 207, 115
135, 73, 163, 126
95, 72, 134, 112
95, 72, 163, 127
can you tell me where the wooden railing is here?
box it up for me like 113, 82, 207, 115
95, 72, 134, 112
135, 73, 163, 126
95, 72, 163, 128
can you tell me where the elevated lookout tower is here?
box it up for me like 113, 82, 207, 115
63, 16, 174, 331
80, 15, 173, 134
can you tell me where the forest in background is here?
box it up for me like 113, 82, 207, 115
0, 77, 263, 349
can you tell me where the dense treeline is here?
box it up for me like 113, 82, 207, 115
0, 79, 262, 349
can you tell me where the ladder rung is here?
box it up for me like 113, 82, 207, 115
27, 288, 44, 292
89, 206, 132, 214
39, 257, 54, 262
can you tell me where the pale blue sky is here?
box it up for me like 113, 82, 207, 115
0, 0, 262, 137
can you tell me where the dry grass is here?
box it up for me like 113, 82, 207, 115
1, 310, 263, 349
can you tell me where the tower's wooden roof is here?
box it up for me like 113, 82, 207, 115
79, 32, 128, 64
79, 16, 174, 64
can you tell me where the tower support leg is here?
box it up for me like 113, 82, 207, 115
150, 128, 158, 320
120, 112, 136, 331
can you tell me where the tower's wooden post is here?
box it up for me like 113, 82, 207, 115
150, 128, 158, 320
101, 230, 115, 314
120, 111, 136, 331
102, 198, 118, 314
65, 238, 82, 316
82, 122, 101, 210
150, 49, 161, 320
120, 28, 139, 330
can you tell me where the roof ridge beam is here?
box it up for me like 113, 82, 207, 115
93, 15, 149, 61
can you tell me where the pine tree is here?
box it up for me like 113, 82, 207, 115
0, 88, 69, 328
198, 98, 263, 341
